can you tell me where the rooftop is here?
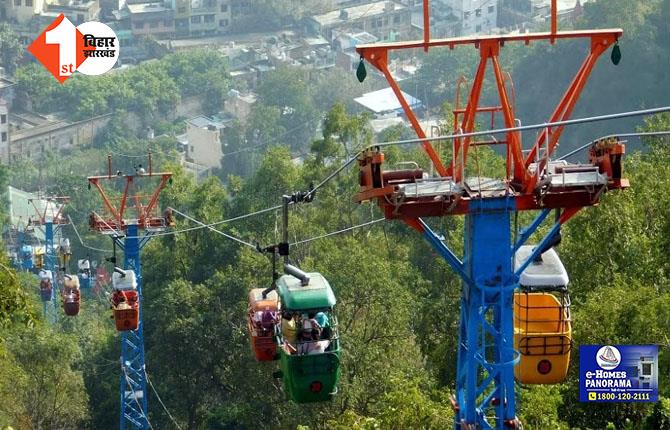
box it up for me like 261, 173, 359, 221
276, 272, 336, 310
0, 77, 16, 90
187, 115, 225, 130
127, 3, 170, 14
311, 1, 406, 27
354, 87, 422, 114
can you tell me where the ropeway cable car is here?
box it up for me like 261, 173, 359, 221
247, 288, 280, 361
22, 245, 34, 271
111, 268, 139, 331
58, 238, 72, 271
275, 265, 341, 403
39, 269, 53, 301
78, 259, 92, 289
514, 245, 572, 384
62, 274, 81, 316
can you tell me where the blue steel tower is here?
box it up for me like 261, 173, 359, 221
88, 154, 172, 430
29, 196, 69, 323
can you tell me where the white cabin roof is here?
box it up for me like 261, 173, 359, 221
514, 245, 569, 289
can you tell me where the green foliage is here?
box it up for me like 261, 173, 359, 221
0, 24, 21, 76
0, 327, 90, 428
16, 49, 230, 122
645, 397, 670, 430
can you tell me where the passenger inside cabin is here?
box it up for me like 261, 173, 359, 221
281, 312, 298, 347
315, 311, 331, 339
299, 312, 322, 355
261, 308, 277, 332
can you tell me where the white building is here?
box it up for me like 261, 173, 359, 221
441, 0, 498, 35
5, 0, 49, 24
185, 115, 225, 169
0, 100, 8, 162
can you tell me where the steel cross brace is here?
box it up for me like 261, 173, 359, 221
44, 221, 59, 324
119, 223, 151, 430
415, 197, 571, 429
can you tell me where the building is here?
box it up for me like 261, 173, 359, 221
0, 100, 9, 163
332, 30, 377, 72
46, 0, 100, 24
185, 115, 225, 169
127, 2, 175, 37
223, 90, 256, 125
307, 1, 412, 42
5, 112, 112, 164
498, 0, 585, 29
173, 0, 231, 36
354, 87, 423, 117
4, 0, 49, 25
442, 0, 498, 35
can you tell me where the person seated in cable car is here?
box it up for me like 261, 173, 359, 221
164, 208, 176, 227
281, 312, 298, 349
39, 276, 52, 301
62, 275, 80, 316
298, 312, 322, 355
315, 311, 331, 339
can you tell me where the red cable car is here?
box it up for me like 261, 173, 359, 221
247, 288, 279, 361
112, 269, 139, 331
62, 274, 81, 316
39, 270, 53, 302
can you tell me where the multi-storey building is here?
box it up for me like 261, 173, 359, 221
45, 0, 100, 25
441, 0, 498, 35
127, 2, 175, 37
0, 100, 9, 163
307, 1, 412, 42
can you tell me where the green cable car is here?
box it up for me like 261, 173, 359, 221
276, 267, 341, 403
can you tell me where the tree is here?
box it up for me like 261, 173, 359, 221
0, 327, 89, 429
0, 24, 22, 76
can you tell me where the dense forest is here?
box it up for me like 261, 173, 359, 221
1, 0, 670, 429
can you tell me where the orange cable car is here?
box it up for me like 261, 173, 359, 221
247, 288, 280, 361
514, 245, 572, 384
62, 274, 80, 316
112, 269, 139, 331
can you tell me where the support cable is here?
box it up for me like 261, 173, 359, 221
169, 208, 258, 249
145, 371, 183, 430
67, 215, 112, 253
370, 106, 670, 149
84, 107, 670, 241
291, 218, 386, 246
557, 130, 670, 160
122, 367, 155, 430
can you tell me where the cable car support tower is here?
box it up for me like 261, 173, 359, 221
354, 1, 626, 428
29, 195, 69, 323
87, 154, 173, 430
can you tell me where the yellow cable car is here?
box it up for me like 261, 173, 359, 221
514, 246, 572, 384
34, 246, 45, 270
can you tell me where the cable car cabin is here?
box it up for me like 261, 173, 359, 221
247, 288, 280, 361
38, 270, 53, 301
21, 245, 34, 271
78, 259, 92, 289
276, 272, 341, 403
112, 269, 139, 331
33, 246, 45, 270
58, 238, 72, 270
514, 245, 572, 384
62, 275, 80, 316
